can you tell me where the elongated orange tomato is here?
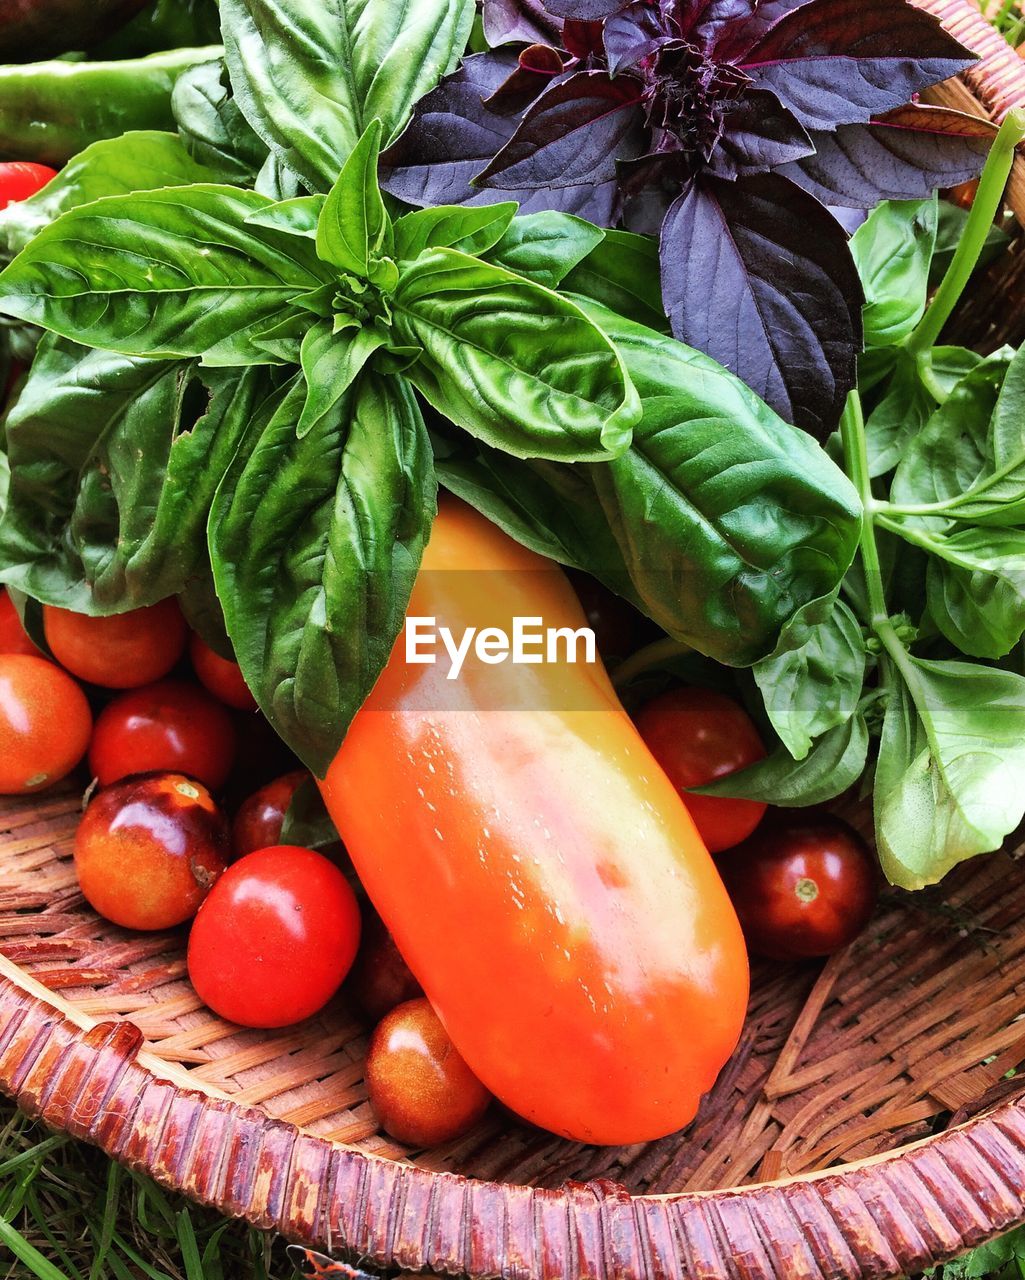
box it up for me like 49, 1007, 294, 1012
320, 499, 748, 1144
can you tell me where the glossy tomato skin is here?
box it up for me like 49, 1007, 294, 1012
190, 633, 258, 711
366, 997, 491, 1147
187, 845, 361, 1028
231, 770, 308, 859
719, 815, 878, 960
0, 589, 38, 656
320, 498, 749, 1145
348, 912, 423, 1022
44, 599, 187, 689
90, 679, 237, 791
0, 655, 91, 794
0, 162, 57, 210
75, 774, 229, 930
634, 687, 767, 853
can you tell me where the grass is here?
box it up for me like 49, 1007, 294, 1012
0, 1096, 290, 1280
982, 0, 1025, 47
0, 1091, 1021, 1279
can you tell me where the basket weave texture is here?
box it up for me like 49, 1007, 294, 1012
4, 4, 1025, 1278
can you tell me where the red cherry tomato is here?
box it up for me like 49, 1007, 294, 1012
189, 633, 257, 711
231, 769, 308, 859
718, 814, 878, 960
187, 845, 361, 1028
43, 599, 187, 689
634, 687, 767, 852
0, 654, 91, 794
348, 912, 423, 1022
366, 998, 492, 1147
0, 162, 57, 211
89, 679, 237, 791
0, 590, 38, 656
75, 774, 229, 931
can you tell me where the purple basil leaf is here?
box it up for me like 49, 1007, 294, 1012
710, 89, 814, 179
476, 71, 647, 223
381, 53, 544, 209
604, 4, 669, 74
779, 104, 993, 208
483, 0, 563, 46
619, 151, 686, 235
700, 0, 813, 60
740, 0, 974, 131
543, 0, 626, 17
659, 172, 862, 436
563, 18, 606, 58
486, 44, 566, 105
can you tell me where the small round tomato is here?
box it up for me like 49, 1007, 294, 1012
0, 590, 38, 656
75, 774, 229, 931
634, 687, 767, 852
366, 998, 491, 1147
90, 679, 237, 791
718, 814, 877, 960
0, 162, 57, 211
0, 655, 91, 794
189, 633, 257, 711
348, 912, 423, 1022
231, 770, 308, 859
44, 599, 187, 689
187, 845, 361, 1028
566, 571, 637, 659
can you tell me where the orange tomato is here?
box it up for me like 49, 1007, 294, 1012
44, 599, 187, 688
320, 498, 748, 1145
0, 654, 91, 793
0, 589, 38, 656
189, 633, 258, 711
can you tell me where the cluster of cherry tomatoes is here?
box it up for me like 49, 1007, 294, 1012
0, 591, 488, 1147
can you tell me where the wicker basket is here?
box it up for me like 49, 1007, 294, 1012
4, 5, 1025, 1278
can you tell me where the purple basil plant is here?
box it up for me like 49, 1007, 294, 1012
381, 0, 991, 435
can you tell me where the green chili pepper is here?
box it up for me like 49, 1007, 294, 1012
0, 46, 223, 166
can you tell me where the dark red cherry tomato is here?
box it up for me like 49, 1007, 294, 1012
89, 679, 237, 791
566, 570, 637, 659
0, 162, 57, 211
189, 633, 257, 711
718, 814, 878, 960
188, 845, 361, 1028
348, 912, 423, 1022
366, 997, 492, 1147
44, 599, 187, 689
0, 654, 91, 794
231, 770, 308, 859
634, 687, 767, 852
0, 589, 38, 656
75, 774, 229, 931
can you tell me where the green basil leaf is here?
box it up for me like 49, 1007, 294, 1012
875, 658, 1025, 889
924, 526, 1025, 659
864, 350, 934, 478
297, 321, 390, 437
483, 212, 605, 290
172, 60, 268, 184
753, 597, 867, 759
851, 196, 937, 348
694, 713, 869, 806
279, 777, 342, 852
562, 230, 668, 333
929, 199, 1011, 288
0, 131, 219, 263
0, 334, 269, 612
0, 185, 332, 362
316, 121, 391, 277
394, 248, 638, 461
394, 204, 518, 262
221, 0, 474, 191
211, 372, 436, 774
890, 352, 1017, 519
438, 305, 863, 666
246, 196, 326, 240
